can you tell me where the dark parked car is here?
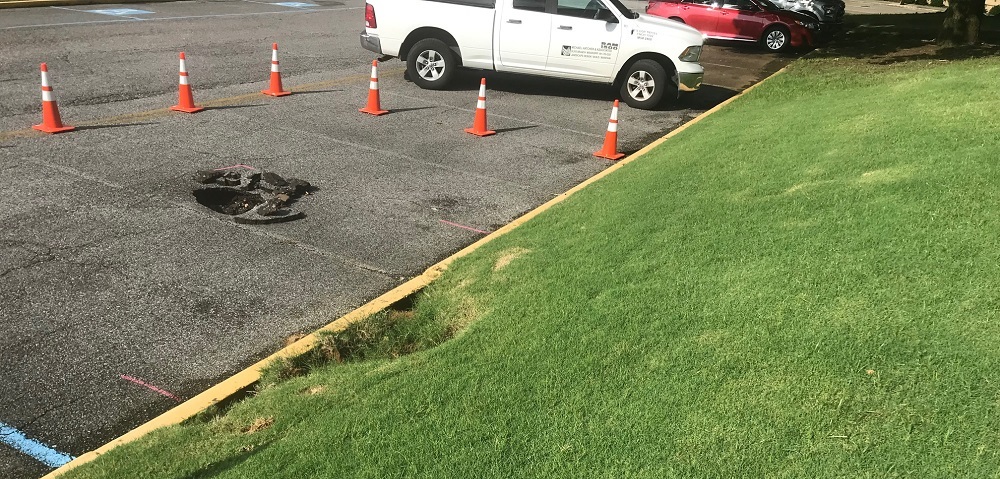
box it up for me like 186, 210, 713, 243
769, 0, 844, 24
646, 0, 819, 52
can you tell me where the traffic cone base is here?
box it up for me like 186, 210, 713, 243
170, 104, 205, 113
464, 126, 495, 137
33, 124, 76, 134
359, 105, 389, 115
263, 89, 292, 97
594, 150, 625, 161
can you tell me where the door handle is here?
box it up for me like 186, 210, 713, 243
507, 19, 522, 24
558, 25, 572, 30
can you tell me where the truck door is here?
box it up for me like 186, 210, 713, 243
497, 0, 552, 71
544, 0, 622, 79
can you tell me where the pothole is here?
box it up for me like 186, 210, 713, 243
194, 189, 265, 215
192, 167, 314, 224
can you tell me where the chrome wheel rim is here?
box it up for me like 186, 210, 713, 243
766, 30, 786, 50
415, 50, 445, 81
626, 70, 655, 101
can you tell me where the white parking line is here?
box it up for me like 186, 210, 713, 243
49, 6, 149, 21
0, 7, 360, 31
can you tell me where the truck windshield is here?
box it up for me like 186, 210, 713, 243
604, 0, 639, 18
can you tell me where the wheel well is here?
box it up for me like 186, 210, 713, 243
668, 16, 684, 23
400, 28, 463, 66
615, 53, 676, 87
763, 23, 790, 34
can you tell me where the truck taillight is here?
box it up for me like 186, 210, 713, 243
365, 3, 376, 28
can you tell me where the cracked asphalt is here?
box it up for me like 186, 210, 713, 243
0, 1, 793, 477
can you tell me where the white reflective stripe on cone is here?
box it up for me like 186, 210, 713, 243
40, 71, 51, 88
369, 80, 378, 90
272, 62, 280, 73
179, 75, 189, 85
370, 65, 378, 79
607, 121, 618, 133
477, 99, 486, 109
610, 107, 619, 121
41, 90, 54, 102
478, 84, 486, 97
271, 49, 278, 62
179, 59, 188, 73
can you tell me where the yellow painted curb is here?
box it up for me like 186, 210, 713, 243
43, 67, 788, 478
0, 0, 174, 9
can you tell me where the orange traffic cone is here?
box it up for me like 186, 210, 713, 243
464, 78, 495, 137
171, 52, 204, 113
594, 100, 625, 160
32, 63, 75, 134
261, 43, 291, 97
359, 60, 388, 115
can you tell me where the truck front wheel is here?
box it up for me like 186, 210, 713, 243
406, 38, 457, 90
619, 59, 668, 110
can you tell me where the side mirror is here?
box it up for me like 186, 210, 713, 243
596, 9, 619, 22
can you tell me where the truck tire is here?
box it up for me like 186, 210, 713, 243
406, 38, 457, 90
619, 59, 668, 110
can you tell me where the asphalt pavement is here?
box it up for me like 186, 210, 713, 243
0, 2, 791, 477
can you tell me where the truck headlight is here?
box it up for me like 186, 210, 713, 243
679, 45, 702, 62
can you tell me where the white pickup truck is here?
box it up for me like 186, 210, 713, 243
360, 0, 705, 109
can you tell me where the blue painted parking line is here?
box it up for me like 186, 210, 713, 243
84, 8, 155, 16
0, 421, 75, 468
272, 2, 319, 7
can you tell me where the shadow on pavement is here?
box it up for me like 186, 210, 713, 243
403, 68, 740, 112
812, 13, 1000, 60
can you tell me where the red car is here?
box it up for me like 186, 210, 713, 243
646, 0, 818, 52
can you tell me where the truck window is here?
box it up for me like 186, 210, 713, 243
556, 0, 610, 18
513, 0, 546, 11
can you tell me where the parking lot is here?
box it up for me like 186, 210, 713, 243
0, 1, 792, 477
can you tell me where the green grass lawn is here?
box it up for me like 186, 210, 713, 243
65, 31, 1000, 479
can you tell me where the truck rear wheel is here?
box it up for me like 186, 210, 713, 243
406, 38, 457, 90
619, 59, 668, 110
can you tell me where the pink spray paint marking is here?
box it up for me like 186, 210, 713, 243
214, 164, 257, 171
120, 374, 183, 403
439, 219, 491, 235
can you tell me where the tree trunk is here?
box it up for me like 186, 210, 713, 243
937, 0, 987, 45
